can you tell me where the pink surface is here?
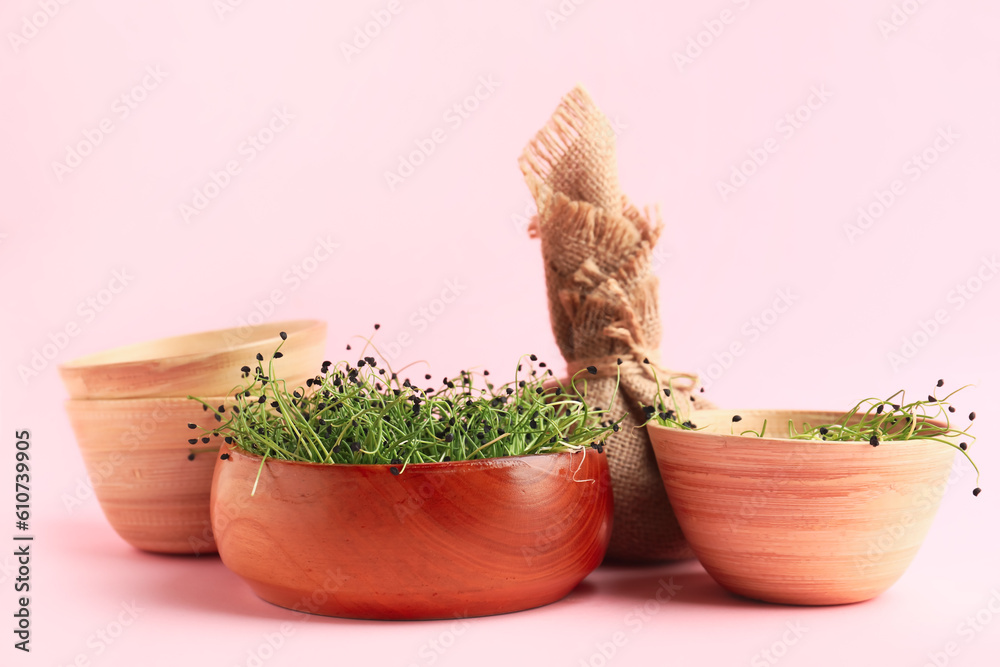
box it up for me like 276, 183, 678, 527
1, 1, 998, 665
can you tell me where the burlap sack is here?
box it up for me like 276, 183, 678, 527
519, 85, 713, 562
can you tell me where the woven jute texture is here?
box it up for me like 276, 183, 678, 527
519, 85, 713, 562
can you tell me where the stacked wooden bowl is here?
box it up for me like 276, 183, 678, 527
60, 320, 326, 554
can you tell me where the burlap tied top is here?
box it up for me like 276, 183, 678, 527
519, 85, 713, 562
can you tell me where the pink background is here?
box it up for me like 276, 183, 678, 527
2, 1, 998, 665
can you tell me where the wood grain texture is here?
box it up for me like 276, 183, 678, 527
64, 397, 234, 554
648, 410, 958, 605
212, 447, 613, 619
58, 319, 326, 399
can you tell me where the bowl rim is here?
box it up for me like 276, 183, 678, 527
58, 318, 325, 371
647, 408, 955, 446
220, 442, 602, 473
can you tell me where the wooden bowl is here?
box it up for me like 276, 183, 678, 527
59, 319, 326, 399
648, 410, 958, 605
64, 397, 234, 554
211, 447, 613, 619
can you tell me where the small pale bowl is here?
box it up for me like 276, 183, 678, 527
211, 447, 613, 619
59, 319, 326, 399
648, 409, 959, 605
65, 396, 233, 554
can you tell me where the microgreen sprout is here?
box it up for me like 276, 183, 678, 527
780, 382, 981, 495
640, 366, 700, 431
188, 328, 623, 489
664, 381, 981, 497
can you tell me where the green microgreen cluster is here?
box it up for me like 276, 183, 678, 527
648, 378, 982, 497
187, 328, 622, 486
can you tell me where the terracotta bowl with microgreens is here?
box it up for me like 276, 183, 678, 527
193, 331, 618, 619
647, 408, 972, 605
211, 447, 611, 619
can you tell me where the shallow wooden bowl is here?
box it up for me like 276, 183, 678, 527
65, 397, 234, 554
59, 319, 326, 399
648, 410, 958, 605
212, 447, 613, 619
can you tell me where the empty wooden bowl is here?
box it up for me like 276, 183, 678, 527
212, 447, 613, 619
648, 410, 958, 605
65, 397, 233, 554
59, 319, 326, 399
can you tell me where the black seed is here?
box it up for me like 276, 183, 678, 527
870, 435, 880, 447
969, 412, 976, 421
927, 395, 936, 403
948, 406, 956, 413
201, 437, 210, 444
273, 352, 284, 359
937, 379, 944, 387
876, 405, 884, 414
279, 331, 287, 340
256, 353, 263, 361
202, 404, 208, 411
258, 396, 266, 404
643, 358, 650, 364
820, 427, 828, 435
973, 487, 981, 496
585, 365, 597, 375
225, 437, 233, 444
374, 323, 381, 330
214, 413, 222, 422
220, 453, 230, 460
187, 423, 197, 429
663, 388, 671, 397
732, 415, 742, 422
960, 442, 968, 451
240, 365, 251, 373
188, 438, 198, 445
